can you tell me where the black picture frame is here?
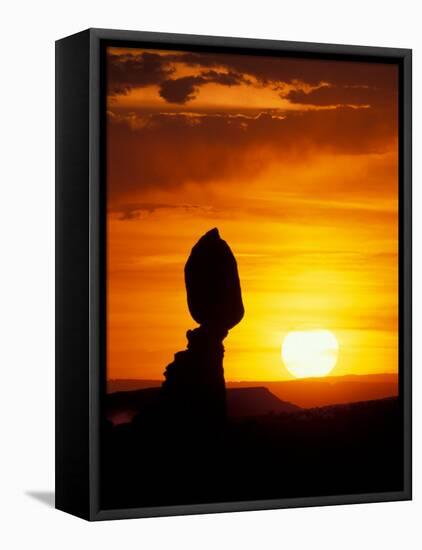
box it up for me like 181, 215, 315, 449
55, 28, 412, 521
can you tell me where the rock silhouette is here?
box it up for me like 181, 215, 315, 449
161, 228, 244, 432
185, 227, 244, 330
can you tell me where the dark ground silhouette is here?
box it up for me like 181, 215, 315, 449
101, 229, 403, 510
101, 396, 403, 509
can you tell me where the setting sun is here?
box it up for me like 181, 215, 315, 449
281, 330, 339, 378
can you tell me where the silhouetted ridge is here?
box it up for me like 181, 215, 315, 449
106, 386, 300, 425
227, 387, 300, 417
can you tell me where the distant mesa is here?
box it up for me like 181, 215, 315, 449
106, 386, 300, 426
226, 387, 300, 417
227, 374, 398, 409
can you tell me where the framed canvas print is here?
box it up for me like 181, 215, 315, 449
55, 28, 412, 521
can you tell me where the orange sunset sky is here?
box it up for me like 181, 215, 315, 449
106, 46, 399, 382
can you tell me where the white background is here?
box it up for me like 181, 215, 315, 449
0, 1, 419, 548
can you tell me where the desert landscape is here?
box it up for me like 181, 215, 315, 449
103, 375, 402, 509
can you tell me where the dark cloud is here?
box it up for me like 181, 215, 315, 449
149, 51, 397, 90
285, 84, 397, 107
107, 106, 397, 203
107, 51, 175, 95
159, 70, 248, 104
107, 50, 250, 102
159, 76, 201, 104
203, 69, 248, 85
107, 49, 398, 109
106, 49, 398, 207
111, 202, 211, 220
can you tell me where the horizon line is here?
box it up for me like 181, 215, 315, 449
108, 371, 398, 383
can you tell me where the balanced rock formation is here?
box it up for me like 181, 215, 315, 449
161, 228, 244, 433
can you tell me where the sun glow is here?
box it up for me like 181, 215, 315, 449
106, 47, 398, 383
281, 330, 339, 378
